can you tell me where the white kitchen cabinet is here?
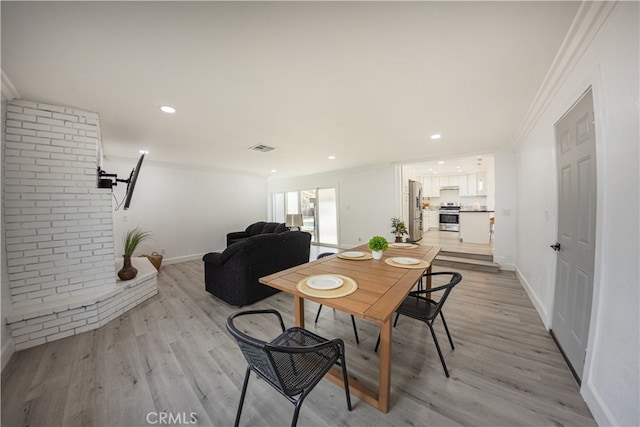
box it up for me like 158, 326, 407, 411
431, 177, 440, 197
459, 211, 491, 244
439, 176, 449, 187
424, 210, 439, 230
459, 174, 469, 196
448, 175, 460, 187
431, 210, 439, 229
476, 171, 487, 196
467, 173, 477, 196
422, 177, 432, 197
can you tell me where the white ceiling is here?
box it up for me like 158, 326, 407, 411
411, 153, 495, 177
1, 1, 580, 178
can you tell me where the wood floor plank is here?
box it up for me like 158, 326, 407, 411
61, 328, 104, 426
1, 259, 597, 427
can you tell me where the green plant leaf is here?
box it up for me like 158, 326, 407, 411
368, 235, 389, 251
123, 227, 152, 256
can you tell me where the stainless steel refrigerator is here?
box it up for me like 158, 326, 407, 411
408, 180, 423, 242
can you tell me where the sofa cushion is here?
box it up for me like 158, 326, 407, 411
246, 221, 267, 235
228, 221, 287, 247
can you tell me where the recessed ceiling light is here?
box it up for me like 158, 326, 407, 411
160, 105, 176, 114
437, 160, 445, 165
430, 134, 442, 140
328, 155, 336, 160
271, 169, 277, 173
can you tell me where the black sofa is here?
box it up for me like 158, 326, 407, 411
226, 221, 288, 247
203, 231, 311, 306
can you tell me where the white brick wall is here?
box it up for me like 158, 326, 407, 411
3, 100, 158, 350
3, 100, 115, 307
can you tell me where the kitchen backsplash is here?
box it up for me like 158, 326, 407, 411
423, 195, 488, 209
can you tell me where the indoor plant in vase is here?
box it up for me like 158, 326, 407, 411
391, 217, 408, 243
368, 235, 389, 260
118, 227, 152, 281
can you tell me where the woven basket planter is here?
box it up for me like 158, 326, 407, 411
141, 252, 163, 271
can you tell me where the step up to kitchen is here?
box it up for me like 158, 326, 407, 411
438, 249, 494, 263
434, 254, 500, 273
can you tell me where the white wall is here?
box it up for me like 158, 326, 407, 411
492, 150, 517, 270
103, 156, 268, 261
268, 164, 398, 247
516, 3, 639, 426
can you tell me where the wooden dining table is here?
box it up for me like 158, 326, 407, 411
259, 243, 441, 413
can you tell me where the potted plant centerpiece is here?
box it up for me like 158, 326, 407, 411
118, 227, 152, 280
391, 217, 408, 243
368, 235, 389, 260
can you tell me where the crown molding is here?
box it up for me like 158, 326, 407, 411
1, 69, 21, 101
512, 1, 618, 147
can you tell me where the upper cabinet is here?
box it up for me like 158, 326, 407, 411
431, 176, 440, 197
423, 172, 488, 197
466, 174, 477, 196
476, 171, 487, 196
459, 174, 469, 196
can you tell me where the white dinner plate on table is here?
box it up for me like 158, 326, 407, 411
341, 251, 365, 258
393, 257, 420, 265
391, 243, 413, 248
307, 275, 344, 290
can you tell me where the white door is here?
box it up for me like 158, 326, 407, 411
551, 89, 597, 381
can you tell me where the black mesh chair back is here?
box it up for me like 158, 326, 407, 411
314, 252, 360, 344
375, 271, 462, 377
226, 309, 352, 427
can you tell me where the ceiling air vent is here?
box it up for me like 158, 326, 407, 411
249, 144, 276, 153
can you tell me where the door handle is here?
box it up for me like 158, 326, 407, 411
550, 242, 561, 251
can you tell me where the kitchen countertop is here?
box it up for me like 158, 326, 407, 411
459, 210, 494, 213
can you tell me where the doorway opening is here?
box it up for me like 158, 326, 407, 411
271, 187, 338, 247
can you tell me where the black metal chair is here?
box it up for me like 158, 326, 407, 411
226, 309, 352, 427
375, 271, 462, 377
313, 252, 360, 344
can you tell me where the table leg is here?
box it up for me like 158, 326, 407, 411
425, 265, 433, 299
294, 296, 305, 328
378, 317, 392, 412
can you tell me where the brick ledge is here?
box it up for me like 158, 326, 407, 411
5, 257, 158, 351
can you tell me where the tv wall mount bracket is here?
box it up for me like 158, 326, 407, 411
97, 166, 132, 189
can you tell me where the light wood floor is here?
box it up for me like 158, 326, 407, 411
1, 260, 596, 427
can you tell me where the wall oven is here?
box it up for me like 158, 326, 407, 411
439, 205, 460, 232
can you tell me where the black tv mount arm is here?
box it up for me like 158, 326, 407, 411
97, 167, 131, 189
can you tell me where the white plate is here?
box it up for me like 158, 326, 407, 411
393, 257, 420, 265
307, 275, 344, 290
391, 243, 413, 248
341, 251, 365, 258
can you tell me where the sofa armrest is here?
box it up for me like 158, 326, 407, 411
202, 252, 223, 267
205, 239, 249, 266
226, 231, 249, 247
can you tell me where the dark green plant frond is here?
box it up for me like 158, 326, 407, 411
123, 227, 152, 256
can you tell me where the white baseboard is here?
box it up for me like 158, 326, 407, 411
582, 379, 619, 426
494, 255, 516, 271
1, 337, 15, 372
515, 266, 551, 329
163, 253, 206, 266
